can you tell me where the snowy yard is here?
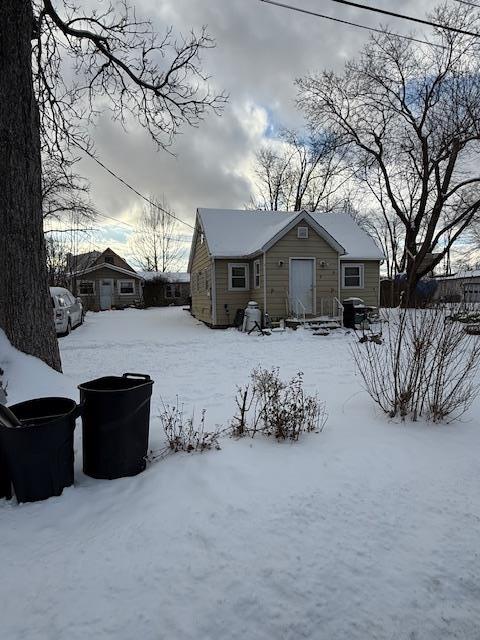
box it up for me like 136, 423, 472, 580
2, 307, 480, 640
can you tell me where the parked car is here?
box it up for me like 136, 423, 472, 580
50, 287, 84, 336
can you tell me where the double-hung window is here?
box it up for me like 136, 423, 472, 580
228, 263, 249, 291
79, 281, 95, 295
342, 264, 364, 289
118, 280, 135, 295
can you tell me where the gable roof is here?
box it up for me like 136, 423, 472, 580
93, 247, 136, 273
77, 263, 144, 279
67, 251, 101, 272
73, 247, 139, 277
190, 208, 384, 267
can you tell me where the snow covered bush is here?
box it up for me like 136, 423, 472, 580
231, 367, 327, 440
352, 308, 480, 422
159, 401, 223, 454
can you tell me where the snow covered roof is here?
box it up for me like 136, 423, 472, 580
77, 263, 144, 279
194, 209, 384, 261
435, 269, 480, 281
139, 271, 190, 283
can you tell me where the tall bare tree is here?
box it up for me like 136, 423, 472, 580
251, 128, 348, 212
297, 3, 480, 303
131, 198, 184, 273
42, 153, 96, 226
0, 0, 225, 370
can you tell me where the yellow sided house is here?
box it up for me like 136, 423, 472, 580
188, 208, 384, 327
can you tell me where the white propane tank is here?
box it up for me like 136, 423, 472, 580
242, 301, 262, 332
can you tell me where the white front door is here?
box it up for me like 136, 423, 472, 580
99, 280, 113, 310
290, 258, 315, 314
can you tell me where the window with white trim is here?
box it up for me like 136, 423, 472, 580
342, 264, 364, 288
228, 263, 249, 291
118, 279, 135, 295
79, 281, 95, 295
253, 259, 261, 289
297, 226, 309, 239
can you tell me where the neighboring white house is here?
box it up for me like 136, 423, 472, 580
434, 270, 480, 302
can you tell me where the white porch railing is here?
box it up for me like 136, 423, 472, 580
286, 296, 306, 323
286, 295, 344, 326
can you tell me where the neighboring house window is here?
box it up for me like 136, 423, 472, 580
254, 260, 261, 289
228, 263, 249, 291
79, 281, 95, 295
118, 280, 135, 295
297, 226, 309, 239
342, 263, 364, 288
165, 283, 181, 298
105, 256, 114, 265
200, 232, 205, 245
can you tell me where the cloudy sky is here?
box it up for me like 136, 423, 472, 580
74, 0, 439, 266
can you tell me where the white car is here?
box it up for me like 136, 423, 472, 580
50, 287, 84, 336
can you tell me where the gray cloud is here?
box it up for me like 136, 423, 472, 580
76, 0, 440, 260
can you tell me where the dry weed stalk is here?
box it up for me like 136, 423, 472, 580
232, 367, 327, 440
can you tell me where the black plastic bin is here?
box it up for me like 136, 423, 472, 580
343, 303, 368, 329
343, 301, 356, 329
0, 397, 79, 503
78, 373, 154, 480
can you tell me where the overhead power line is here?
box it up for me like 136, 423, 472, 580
95, 210, 135, 229
73, 139, 195, 230
321, 0, 480, 38
259, 0, 446, 48
452, 0, 480, 8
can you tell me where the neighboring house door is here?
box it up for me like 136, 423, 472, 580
290, 258, 315, 314
99, 279, 113, 310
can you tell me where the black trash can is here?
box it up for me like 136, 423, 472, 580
343, 301, 356, 329
78, 373, 154, 480
0, 397, 79, 503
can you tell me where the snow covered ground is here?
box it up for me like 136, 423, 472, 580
1, 307, 480, 640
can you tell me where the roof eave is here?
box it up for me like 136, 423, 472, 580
74, 263, 143, 279
187, 209, 212, 273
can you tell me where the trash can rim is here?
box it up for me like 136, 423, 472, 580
78, 376, 154, 393
6, 397, 79, 429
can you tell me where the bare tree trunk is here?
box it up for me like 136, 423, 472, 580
0, 1, 61, 371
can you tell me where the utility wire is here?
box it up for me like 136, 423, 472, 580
74, 139, 195, 230
259, 0, 446, 48
95, 210, 135, 229
320, 0, 480, 37
451, 0, 480, 8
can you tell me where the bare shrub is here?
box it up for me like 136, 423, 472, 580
0, 367, 7, 405
160, 401, 224, 454
352, 308, 480, 422
231, 367, 327, 440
